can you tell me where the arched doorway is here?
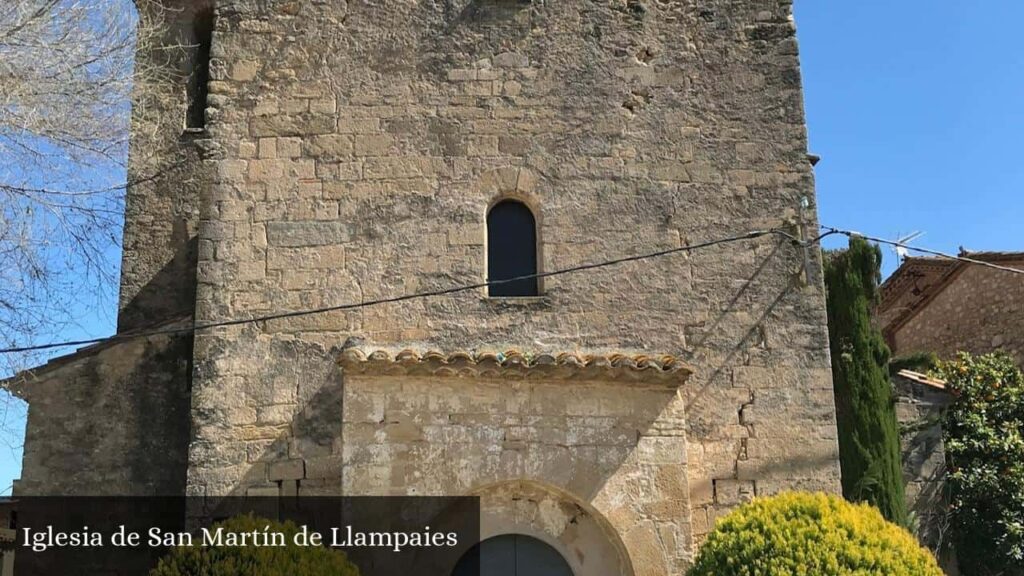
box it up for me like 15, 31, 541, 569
452, 534, 574, 576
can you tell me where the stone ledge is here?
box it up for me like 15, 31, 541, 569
338, 348, 694, 386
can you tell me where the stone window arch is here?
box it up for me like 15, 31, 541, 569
487, 199, 539, 297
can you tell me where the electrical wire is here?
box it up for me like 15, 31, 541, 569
821, 226, 1024, 276
0, 227, 799, 355
2, 225, 1020, 356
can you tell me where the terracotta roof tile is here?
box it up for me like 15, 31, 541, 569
959, 251, 1024, 262
338, 348, 693, 386
896, 369, 948, 391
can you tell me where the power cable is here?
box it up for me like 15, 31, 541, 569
821, 226, 1024, 276
3, 225, 1019, 356
0, 227, 800, 355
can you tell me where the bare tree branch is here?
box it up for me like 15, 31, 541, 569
0, 0, 184, 451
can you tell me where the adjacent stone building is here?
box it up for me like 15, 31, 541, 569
11, 1, 840, 573
877, 252, 1024, 365
892, 369, 958, 575
879, 252, 1024, 575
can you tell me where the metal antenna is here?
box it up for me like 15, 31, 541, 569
893, 231, 925, 262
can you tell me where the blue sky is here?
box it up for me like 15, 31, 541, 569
798, 1, 1024, 274
1, 0, 1021, 492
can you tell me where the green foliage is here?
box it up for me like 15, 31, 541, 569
823, 238, 907, 525
938, 352, 1024, 576
149, 515, 360, 576
688, 492, 942, 576
889, 351, 940, 376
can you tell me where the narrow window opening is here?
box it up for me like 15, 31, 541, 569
487, 199, 539, 297
186, 9, 214, 130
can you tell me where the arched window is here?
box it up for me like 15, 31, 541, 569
452, 534, 573, 576
487, 199, 538, 297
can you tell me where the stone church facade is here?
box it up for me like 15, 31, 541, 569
12, 0, 840, 573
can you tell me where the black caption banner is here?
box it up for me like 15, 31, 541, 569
0, 496, 480, 576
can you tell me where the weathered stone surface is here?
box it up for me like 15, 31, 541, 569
881, 254, 1024, 366
116, 0, 261, 331
267, 459, 304, 481
342, 374, 688, 573
266, 221, 351, 247
893, 373, 959, 573
14, 332, 192, 496
13, 1, 841, 574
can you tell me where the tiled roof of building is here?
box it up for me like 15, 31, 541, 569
877, 251, 1024, 337
895, 369, 948, 391
958, 250, 1024, 262
338, 348, 694, 386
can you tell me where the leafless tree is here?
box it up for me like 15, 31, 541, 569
0, 0, 179, 457
0, 0, 176, 363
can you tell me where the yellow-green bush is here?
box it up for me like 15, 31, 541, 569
689, 492, 941, 576
149, 515, 360, 576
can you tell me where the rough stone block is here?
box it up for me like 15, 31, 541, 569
266, 221, 351, 247
337, 118, 380, 134
305, 457, 343, 480
248, 159, 283, 181
238, 140, 257, 159
714, 479, 755, 505
267, 245, 345, 269
304, 134, 354, 158
310, 98, 337, 115
267, 459, 305, 481
258, 138, 277, 159
230, 60, 259, 82
257, 405, 294, 426
363, 157, 448, 180
354, 134, 394, 156
447, 69, 476, 81
246, 485, 279, 498
251, 114, 335, 137
494, 52, 529, 68
637, 436, 687, 465
447, 225, 483, 246
277, 137, 302, 158
280, 480, 298, 497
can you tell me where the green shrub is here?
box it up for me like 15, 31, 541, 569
149, 515, 360, 576
889, 351, 939, 376
939, 352, 1024, 576
688, 492, 941, 576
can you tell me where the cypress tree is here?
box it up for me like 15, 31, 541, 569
823, 237, 907, 525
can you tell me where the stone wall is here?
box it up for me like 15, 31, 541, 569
892, 258, 1024, 366
151, 0, 840, 570
339, 371, 689, 574
893, 372, 958, 574
13, 334, 192, 496
118, 0, 213, 331
11, 0, 209, 499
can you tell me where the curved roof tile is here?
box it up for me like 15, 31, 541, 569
338, 348, 693, 386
